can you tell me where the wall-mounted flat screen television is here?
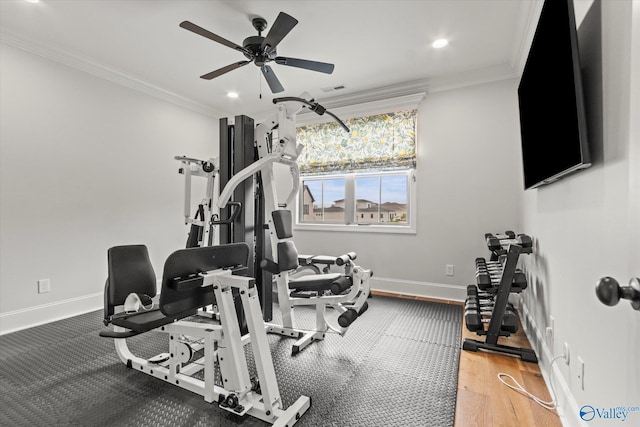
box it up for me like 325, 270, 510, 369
518, 0, 591, 190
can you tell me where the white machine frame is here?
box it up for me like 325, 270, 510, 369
175, 155, 219, 247
110, 268, 310, 426
217, 98, 372, 354
268, 261, 371, 353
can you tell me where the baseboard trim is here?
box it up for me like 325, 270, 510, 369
518, 299, 585, 427
1, 277, 463, 335
0, 292, 103, 335
370, 290, 463, 306
370, 276, 466, 302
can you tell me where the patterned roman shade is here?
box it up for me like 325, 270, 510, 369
296, 109, 417, 175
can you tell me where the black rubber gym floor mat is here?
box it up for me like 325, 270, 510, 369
385, 314, 462, 347
0, 295, 462, 426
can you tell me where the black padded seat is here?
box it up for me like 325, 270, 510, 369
101, 244, 251, 338
104, 245, 157, 323
110, 308, 196, 333
288, 273, 342, 291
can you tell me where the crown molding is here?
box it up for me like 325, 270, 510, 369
511, 0, 544, 76
0, 30, 223, 118
1, 27, 523, 121
305, 62, 518, 119
425, 63, 518, 93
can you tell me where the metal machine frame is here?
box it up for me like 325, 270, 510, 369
175, 156, 218, 248
219, 115, 274, 321
217, 97, 371, 354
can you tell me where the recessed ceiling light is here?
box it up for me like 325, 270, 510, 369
227, 92, 239, 99
24, 0, 40, 3
432, 39, 449, 49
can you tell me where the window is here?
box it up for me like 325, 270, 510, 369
300, 178, 345, 223
300, 169, 415, 231
295, 95, 423, 233
356, 174, 409, 225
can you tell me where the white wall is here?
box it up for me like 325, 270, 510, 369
0, 44, 218, 332
293, 78, 524, 300
519, 1, 640, 425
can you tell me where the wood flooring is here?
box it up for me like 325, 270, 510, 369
371, 290, 562, 427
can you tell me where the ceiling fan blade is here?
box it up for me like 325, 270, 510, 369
200, 61, 250, 80
180, 21, 250, 55
261, 65, 285, 93
275, 57, 334, 74
260, 12, 298, 53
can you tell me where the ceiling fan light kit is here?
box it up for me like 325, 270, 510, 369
180, 12, 334, 94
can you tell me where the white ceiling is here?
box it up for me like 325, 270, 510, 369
0, 0, 541, 119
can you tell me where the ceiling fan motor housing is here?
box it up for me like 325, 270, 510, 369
243, 35, 276, 66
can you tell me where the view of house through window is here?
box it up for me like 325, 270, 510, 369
300, 172, 409, 225
355, 174, 408, 224
301, 178, 345, 223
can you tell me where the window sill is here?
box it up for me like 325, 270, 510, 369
294, 223, 416, 235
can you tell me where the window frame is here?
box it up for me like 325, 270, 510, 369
298, 176, 347, 224
295, 169, 417, 234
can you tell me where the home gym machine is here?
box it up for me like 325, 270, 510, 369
217, 96, 372, 354
462, 231, 538, 363
99, 243, 310, 426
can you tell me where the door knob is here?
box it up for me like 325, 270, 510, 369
596, 276, 640, 311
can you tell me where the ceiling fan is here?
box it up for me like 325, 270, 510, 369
180, 12, 335, 93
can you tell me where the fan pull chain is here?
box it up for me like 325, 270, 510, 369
259, 71, 262, 99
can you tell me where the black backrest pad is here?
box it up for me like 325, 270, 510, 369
272, 210, 293, 239
106, 245, 157, 314
277, 241, 299, 271
159, 243, 250, 317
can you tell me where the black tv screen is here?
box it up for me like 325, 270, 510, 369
518, 0, 590, 190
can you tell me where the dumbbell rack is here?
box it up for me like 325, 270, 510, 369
463, 243, 538, 363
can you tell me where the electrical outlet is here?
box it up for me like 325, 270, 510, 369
563, 342, 570, 365
445, 264, 454, 276
546, 315, 555, 346
37, 279, 51, 294
578, 356, 585, 390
